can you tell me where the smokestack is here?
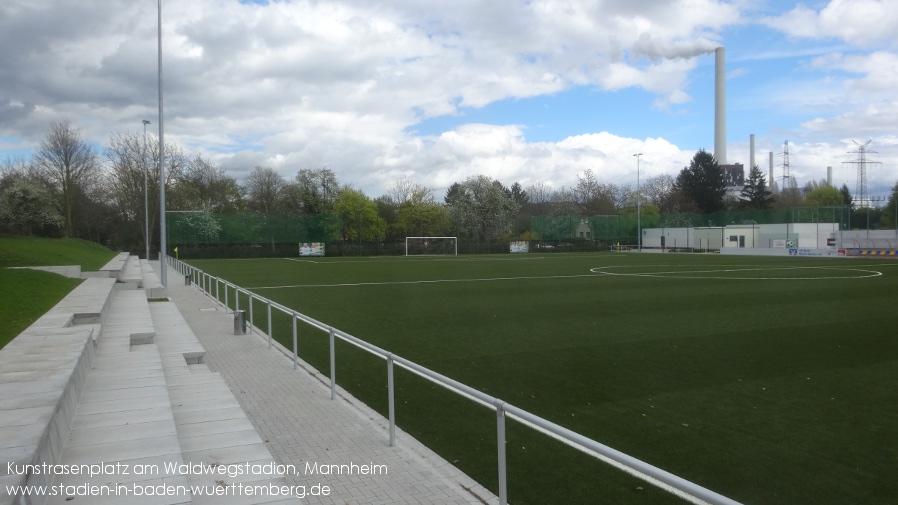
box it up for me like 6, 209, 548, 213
750, 134, 755, 171
769, 152, 774, 191
714, 47, 726, 164
827, 166, 833, 186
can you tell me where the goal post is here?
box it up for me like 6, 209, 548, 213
405, 237, 458, 256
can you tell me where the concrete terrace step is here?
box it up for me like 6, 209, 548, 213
150, 300, 298, 505
120, 255, 145, 287
98, 252, 129, 280
142, 259, 167, 299
0, 277, 116, 505
48, 289, 191, 505
149, 302, 205, 376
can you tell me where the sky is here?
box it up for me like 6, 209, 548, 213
1, 0, 897, 201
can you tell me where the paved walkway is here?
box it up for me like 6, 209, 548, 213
153, 262, 496, 505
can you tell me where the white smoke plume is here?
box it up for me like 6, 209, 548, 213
632, 34, 720, 61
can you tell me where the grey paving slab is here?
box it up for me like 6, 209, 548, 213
154, 261, 497, 505
173, 406, 249, 426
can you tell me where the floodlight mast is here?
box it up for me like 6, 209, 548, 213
634, 153, 643, 252
157, 0, 167, 287
142, 119, 151, 261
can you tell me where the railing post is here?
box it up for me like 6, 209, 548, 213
266, 300, 272, 349
292, 312, 298, 370
215, 278, 219, 306
236, 288, 240, 313
496, 401, 508, 505
249, 294, 254, 332
388, 355, 396, 447
224, 282, 229, 314
329, 327, 336, 400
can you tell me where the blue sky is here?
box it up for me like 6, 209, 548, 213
1, 0, 896, 198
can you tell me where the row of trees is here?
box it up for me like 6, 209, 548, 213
2, 122, 897, 253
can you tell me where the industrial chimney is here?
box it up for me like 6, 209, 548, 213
750, 134, 755, 172
714, 47, 726, 165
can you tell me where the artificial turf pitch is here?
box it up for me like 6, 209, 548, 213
186, 252, 898, 504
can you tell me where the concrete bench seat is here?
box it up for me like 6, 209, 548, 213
120, 255, 144, 286
150, 302, 206, 371
142, 259, 167, 299
98, 251, 129, 279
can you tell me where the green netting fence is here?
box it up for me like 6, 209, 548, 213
167, 212, 342, 244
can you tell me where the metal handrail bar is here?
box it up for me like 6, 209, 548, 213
166, 256, 741, 505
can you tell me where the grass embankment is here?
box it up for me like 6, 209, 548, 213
0, 237, 117, 349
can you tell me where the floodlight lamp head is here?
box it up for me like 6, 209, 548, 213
143, 119, 152, 125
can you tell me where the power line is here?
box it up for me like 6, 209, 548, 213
843, 140, 882, 206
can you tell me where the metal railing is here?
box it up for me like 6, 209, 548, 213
168, 256, 742, 505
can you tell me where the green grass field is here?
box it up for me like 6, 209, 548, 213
0, 237, 116, 349
187, 252, 898, 504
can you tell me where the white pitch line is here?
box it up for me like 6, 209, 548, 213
590, 265, 883, 280
247, 273, 601, 290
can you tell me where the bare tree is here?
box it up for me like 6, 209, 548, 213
774, 176, 802, 208
525, 182, 554, 216
244, 166, 285, 216
386, 177, 433, 205
105, 131, 187, 252
33, 120, 99, 237
642, 174, 675, 208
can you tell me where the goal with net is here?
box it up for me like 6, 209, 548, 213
405, 237, 458, 256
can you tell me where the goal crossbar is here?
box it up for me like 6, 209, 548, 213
405, 236, 458, 256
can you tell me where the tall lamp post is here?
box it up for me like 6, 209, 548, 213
142, 120, 151, 261
157, 0, 167, 287
633, 153, 643, 251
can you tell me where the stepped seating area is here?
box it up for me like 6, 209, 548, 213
1, 255, 297, 505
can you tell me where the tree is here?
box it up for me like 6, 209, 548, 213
444, 182, 462, 204
396, 200, 450, 238
674, 149, 726, 214
0, 178, 63, 236
170, 155, 242, 213
287, 168, 338, 214
334, 187, 386, 242
739, 165, 775, 210
642, 174, 676, 209
571, 169, 616, 215
840, 184, 853, 209
774, 176, 802, 209
446, 175, 519, 241
802, 185, 842, 208
244, 166, 285, 216
510, 182, 528, 207
105, 131, 187, 254
524, 182, 553, 216
33, 120, 99, 237
386, 178, 432, 206
381, 178, 448, 238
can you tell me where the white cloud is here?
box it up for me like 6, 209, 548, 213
764, 0, 898, 48
0, 0, 750, 196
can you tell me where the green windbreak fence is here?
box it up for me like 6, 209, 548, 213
167, 212, 342, 245
532, 207, 851, 245
166, 207, 853, 255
